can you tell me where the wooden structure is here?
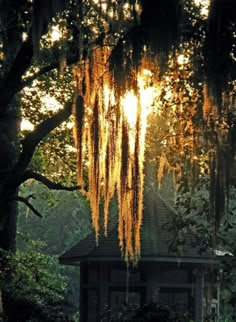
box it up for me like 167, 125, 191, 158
60, 187, 221, 322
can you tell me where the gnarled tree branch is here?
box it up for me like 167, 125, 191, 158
19, 170, 80, 191
15, 101, 72, 175
15, 196, 42, 218
18, 53, 79, 91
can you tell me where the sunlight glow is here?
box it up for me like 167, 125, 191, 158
50, 26, 62, 42
103, 85, 115, 111
121, 69, 158, 129
21, 119, 34, 131
40, 95, 62, 112
194, 0, 209, 17
119, 69, 159, 159
177, 54, 189, 65
93, 0, 107, 11
121, 91, 138, 127
66, 121, 74, 129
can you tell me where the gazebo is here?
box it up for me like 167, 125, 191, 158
60, 187, 221, 322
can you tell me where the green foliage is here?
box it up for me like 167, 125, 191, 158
21, 63, 77, 183
166, 180, 236, 320
18, 181, 92, 254
72, 311, 80, 322
168, 180, 236, 255
17, 180, 92, 316
0, 233, 73, 322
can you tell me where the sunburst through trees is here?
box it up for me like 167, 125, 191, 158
73, 46, 159, 261
71, 0, 235, 262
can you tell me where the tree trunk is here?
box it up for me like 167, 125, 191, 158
0, 193, 18, 319
0, 97, 20, 320
0, 196, 18, 252
0, 98, 20, 252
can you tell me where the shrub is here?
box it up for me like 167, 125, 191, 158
0, 233, 73, 322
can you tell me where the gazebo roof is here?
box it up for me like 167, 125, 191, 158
59, 186, 219, 265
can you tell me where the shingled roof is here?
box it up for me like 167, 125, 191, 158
59, 186, 218, 265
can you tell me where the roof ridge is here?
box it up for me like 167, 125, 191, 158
144, 183, 178, 216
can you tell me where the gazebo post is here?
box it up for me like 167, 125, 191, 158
216, 282, 220, 321
98, 262, 109, 320
195, 267, 204, 322
79, 262, 87, 322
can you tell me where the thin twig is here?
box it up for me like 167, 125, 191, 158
15, 196, 42, 218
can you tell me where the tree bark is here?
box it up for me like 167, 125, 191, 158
0, 195, 18, 252
0, 97, 20, 252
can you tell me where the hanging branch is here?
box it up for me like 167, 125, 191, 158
14, 196, 42, 218
18, 53, 80, 92
17, 170, 80, 191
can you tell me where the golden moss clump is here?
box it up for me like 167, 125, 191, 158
73, 47, 149, 262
